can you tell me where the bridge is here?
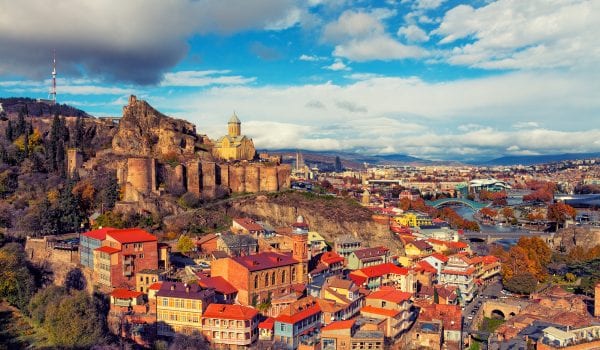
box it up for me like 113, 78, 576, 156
463, 230, 553, 244
426, 197, 489, 210
365, 179, 403, 185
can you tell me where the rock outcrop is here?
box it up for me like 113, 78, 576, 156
112, 95, 203, 157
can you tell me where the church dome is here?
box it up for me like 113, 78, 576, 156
229, 112, 241, 124
296, 215, 304, 223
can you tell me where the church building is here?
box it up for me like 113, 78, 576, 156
212, 113, 256, 161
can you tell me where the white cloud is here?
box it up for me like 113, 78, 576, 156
414, 0, 445, 10
513, 121, 540, 129
299, 54, 326, 61
323, 59, 351, 71
434, 0, 600, 70
164, 69, 600, 159
160, 70, 256, 87
322, 9, 427, 61
397, 24, 429, 42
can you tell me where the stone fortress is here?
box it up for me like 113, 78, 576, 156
69, 95, 290, 214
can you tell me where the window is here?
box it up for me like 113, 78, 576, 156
271, 272, 276, 285
291, 268, 296, 282
281, 270, 286, 283
254, 275, 259, 289
139, 253, 144, 258
162, 298, 168, 307
264, 273, 268, 287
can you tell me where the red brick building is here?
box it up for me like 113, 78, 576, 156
93, 228, 159, 289
202, 304, 259, 348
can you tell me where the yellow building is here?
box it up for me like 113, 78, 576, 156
156, 282, 215, 337
393, 212, 432, 228
213, 113, 256, 161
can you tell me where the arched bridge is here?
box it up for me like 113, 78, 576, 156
426, 198, 489, 210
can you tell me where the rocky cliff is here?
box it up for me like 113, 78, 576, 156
112, 95, 206, 157
551, 225, 600, 250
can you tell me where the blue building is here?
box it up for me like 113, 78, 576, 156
274, 296, 322, 349
79, 227, 113, 269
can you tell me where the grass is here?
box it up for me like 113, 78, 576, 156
481, 317, 505, 333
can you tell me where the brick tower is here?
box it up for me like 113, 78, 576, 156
595, 282, 600, 317
291, 215, 309, 284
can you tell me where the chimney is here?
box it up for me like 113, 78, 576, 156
186, 284, 190, 293
170, 284, 175, 291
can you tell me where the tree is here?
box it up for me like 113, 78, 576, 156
177, 235, 195, 254
168, 332, 210, 350
65, 268, 87, 291
5, 120, 14, 142
433, 287, 439, 304
504, 272, 538, 294
44, 290, 106, 347
0, 243, 36, 309
565, 272, 577, 283
28, 285, 68, 327
547, 202, 577, 227
73, 116, 85, 148
16, 109, 26, 137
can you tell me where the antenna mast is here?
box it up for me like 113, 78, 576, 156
49, 50, 57, 104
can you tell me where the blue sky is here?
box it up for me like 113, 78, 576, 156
0, 0, 599, 161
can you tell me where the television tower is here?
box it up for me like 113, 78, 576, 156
48, 50, 57, 104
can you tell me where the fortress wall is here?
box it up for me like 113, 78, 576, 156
186, 161, 202, 196
277, 164, 292, 190
230, 166, 246, 193
126, 158, 155, 194
261, 165, 279, 192
218, 164, 229, 187
245, 164, 260, 193
201, 162, 216, 199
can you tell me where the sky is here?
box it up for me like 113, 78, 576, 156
0, 0, 599, 161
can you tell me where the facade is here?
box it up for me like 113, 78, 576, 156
80, 227, 113, 269
93, 228, 159, 289
321, 319, 385, 350
347, 246, 390, 270
334, 234, 362, 260
136, 269, 166, 293
231, 218, 265, 236
212, 113, 256, 161
439, 255, 476, 305
349, 263, 416, 292
202, 304, 259, 348
274, 296, 322, 349
211, 245, 306, 306
394, 212, 433, 228
156, 282, 215, 337
216, 233, 258, 257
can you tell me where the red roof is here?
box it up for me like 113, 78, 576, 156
111, 288, 143, 299
360, 305, 401, 318
482, 255, 499, 264
233, 218, 264, 232
198, 276, 237, 295
441, 267, 476, 276
276, 303, 320, 324
353, 246, 389, 260
107, 228, 157, 244
148, 282, 163, 290
429, 253, 449, 263
414, 261, 437, 274
258, 317, 275, 330
233, 251, 298, 272
322, 319, 356, 331
95, 246, 120, 254
367, 289, 412, 303
203, 304, 258, 320
82, 227, 115, 240
358, 263, 409, 278
320, 251, 345, 265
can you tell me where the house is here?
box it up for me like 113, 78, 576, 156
136, 269, 166, 293
417, 285, 458, 305
307, 231, 328, 254
421, 253, 449, 279
319, 277, 364, 323
197, 276, 238, 304
156, 282, 215, 337
347, 246, 390, 270
258, 317, 275, 341
417, 303, 462, 349
201, 304, 259, 348
274, 296, 322, 349
93, 228, 159, 289
316, 251, 345, 276
333, 234, 362, 259
80, 227, 114, 269
439, 255, 477, 305
404, 240, 434, 258
321, 319, 385, 350
426, 239, 469, 254
349, 263, 416, 292
413, 260, 436, 290
216, 233, 258, 257
108, 289, 156, 347
231, 217, 265, 236
196, 233, 219, 254
360, 288, 416, 341
211, 233, 308, 307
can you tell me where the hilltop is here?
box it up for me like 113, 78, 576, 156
0, 97, 89, 118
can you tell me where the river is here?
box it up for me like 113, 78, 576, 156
452, 205, 519, 249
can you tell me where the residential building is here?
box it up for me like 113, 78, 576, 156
347, 246, 390, 270
537, 325, 600, 350
360, 288, 415, 341
80, 227, 113, 269
156, 282, 215, 337
404, 240, 434, 258
439, 255, 476, 304
197, 276, 238, 304
93, 228, 159, 289
393, 212, 432, 228
136, 269, 166, 293
421, 253, 449, 279
216, 233, 258, 257
258, 317, 275, 341
274, 296, 322, 349
196, 233, 219, 254
319, 277, 364, 323
201, 304, 259, 348
321, 319, 385, 350
231, 217, 265, 236
307, 231, 327, 254
108, 289, 156, 347
349, 263, 416, 292
417, 303, 462, 349
334, 234, 362, 260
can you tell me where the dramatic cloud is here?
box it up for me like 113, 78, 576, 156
161, 70, 256, 87
434, 0, 600, 69
0, 0, 299, 84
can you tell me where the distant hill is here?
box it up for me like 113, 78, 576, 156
481, 152, 600, 166
0, 97, 89, 118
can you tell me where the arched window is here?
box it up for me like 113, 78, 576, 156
254, 275, 259, 289
281, 270, 286, 284
271, 272, 276, 285
264, 273, 269, 287
291, 267, 296, 282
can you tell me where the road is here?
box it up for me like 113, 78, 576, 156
462, 280, 504, 349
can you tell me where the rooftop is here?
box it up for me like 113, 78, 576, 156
155, 282, 214, 300
82, 227, 115, 241
203, 303, 258, 320
111, 288, 144, 299
353, 246, 389, 260
232, 251, 298, 272
107, 228, 157, 244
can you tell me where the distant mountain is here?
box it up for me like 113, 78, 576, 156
0, 97, 89, 118
481, 152, 600, 166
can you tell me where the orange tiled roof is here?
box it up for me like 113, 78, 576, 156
107, 228, 157, 243
111, 288, 143, 299
203, 304, 258, 321
367, 289, 412, 303
361, 305, 401, 318
95, 246, 120, 254
322, 319, 356, 331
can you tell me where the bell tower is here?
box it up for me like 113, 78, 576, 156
291, 216, 309, 284
228, 112, 241, 137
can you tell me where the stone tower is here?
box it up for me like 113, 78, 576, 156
67, 148, 83, 177
228, 112, 241, 138
291, 215, 309, 284
595, 282, 600, 317
362, 188, 371, 205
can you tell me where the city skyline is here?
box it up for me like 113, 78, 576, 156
0, 0, 598, 161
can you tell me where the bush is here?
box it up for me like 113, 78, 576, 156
504, 272, 538, 294
178, 192, 201, 209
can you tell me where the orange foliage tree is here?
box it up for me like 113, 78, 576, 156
546, 202, 576, 225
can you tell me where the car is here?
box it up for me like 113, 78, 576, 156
467, 316, 474, 320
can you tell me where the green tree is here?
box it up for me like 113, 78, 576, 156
73, 116, 84, 148
0, 243, 36, 309
16, 109, 26, 137
433, 287, 439, 304
177, 235, 195, 254
504, 272, 538, 294
28, 285, 68, 327
44, 290, 105, 347
565, 272, 577, 283
5, 120, 14, 142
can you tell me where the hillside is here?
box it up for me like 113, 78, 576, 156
0, 97, 89, 118
481, 152, 600, 166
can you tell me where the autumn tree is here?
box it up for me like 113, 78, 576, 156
504, 272, 538, 294
177, 235, 195, 254
0, 243, 36, 309
547, 202, 576, 227
479, 208, 497, 219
